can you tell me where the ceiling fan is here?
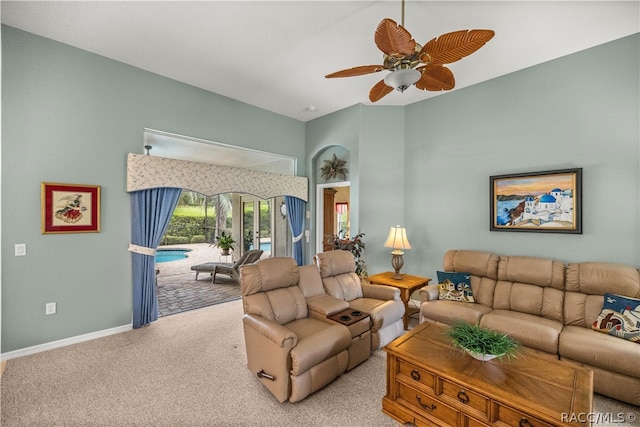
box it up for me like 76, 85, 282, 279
325, 1, 495, 102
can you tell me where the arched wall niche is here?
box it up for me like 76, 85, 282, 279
312, 146, 351, 253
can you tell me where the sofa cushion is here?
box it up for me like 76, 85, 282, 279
592, 293, 640, 343
566, 262, 640, 296
316, 250, 356, 277
498, 255, 565, 290
443, 250, 499, 307
297, 264, 327, 299
350, 298, 404, 332
560, 325, 640, 378
240, 257, 299, 295
436, 271, 474, 303
420, 300, 492, 325
480, 309, 563, 354
564, 292, 608, 328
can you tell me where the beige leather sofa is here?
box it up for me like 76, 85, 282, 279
315, 250, 406, 350
419, 249, 640, 406
240, 257, 351, 403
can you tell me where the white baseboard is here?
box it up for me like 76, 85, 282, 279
1, 324, 132, 361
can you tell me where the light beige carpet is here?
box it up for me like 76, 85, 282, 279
1, 299, 638, 426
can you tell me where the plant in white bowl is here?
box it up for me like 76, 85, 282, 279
446, 321, 519, 361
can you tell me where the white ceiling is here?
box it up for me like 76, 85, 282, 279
2, 1, 639, 122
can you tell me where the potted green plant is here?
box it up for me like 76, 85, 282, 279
212, 230, 236, 255
446, 321, 519, 361
326, 232, 367, 277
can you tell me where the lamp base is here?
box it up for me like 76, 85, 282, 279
391, 252, 405, 280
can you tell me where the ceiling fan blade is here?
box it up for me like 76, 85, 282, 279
325, 65, 385, 78
369, 79, 394, 102
415, 65, 455, 91
374, 18, 416, 58
420, 29, 495, 65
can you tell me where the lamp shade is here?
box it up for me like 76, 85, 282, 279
383, 69, 420, 93
384, 226, 411, 250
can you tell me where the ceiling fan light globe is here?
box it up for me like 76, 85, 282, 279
384, 68, 421, 93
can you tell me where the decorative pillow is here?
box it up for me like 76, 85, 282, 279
436, 271, 474, 303
592, 293, 640, 343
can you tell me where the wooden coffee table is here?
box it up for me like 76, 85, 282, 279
383, 322, 593, 427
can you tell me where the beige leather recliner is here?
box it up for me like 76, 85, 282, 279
239, 257, 352, 403
315, 250, 405, 349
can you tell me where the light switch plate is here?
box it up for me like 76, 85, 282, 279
15, 243, 26, 256
46, 302, 57, 315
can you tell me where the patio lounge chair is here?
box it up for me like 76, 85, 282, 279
191, 249, 263, 284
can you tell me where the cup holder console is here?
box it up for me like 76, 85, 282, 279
329, 309, 369, 326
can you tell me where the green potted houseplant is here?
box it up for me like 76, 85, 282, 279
326, 232, 367, 277
212, 230, 236, 255
446, 320, 519, 361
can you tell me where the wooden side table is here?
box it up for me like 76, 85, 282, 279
366, 271, 431, 330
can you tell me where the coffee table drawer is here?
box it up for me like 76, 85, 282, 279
463, 415, 491, 427
399, 382, 460, 426
440, 378, 490, 419
494, 403, 554, 427
398, 359, 435, 390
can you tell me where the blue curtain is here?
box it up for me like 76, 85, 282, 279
285, 196, 306, 266
130, 187, 182, 328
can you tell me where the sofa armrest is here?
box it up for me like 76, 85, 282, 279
361, 282, 401, 301
242, 313, 298, 348
307, 294, 350, 317
419, 284, 440, 302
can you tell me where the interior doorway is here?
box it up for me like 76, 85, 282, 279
316, 182, 350, 254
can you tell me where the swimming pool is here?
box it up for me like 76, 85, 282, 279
155, 249, 192, 263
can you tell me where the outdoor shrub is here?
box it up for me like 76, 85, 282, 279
191, 234, 206, 243
164, 235, 180, 245
164, 215, 216, 242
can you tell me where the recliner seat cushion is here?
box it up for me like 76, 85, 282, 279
287, 318, 351, 375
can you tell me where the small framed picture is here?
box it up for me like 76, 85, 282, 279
490, 168, 582, 234
41, 182, 101, 234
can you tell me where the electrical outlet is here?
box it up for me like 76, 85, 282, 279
45, 302, 57, 315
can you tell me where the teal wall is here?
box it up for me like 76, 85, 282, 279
1, 26, 305, 353
306, 105, 406, 274
3, 24, 639, 355
404, 34, 640, 279
306, 34, 639, 283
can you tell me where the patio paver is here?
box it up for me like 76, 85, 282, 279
155, 244, 244, 317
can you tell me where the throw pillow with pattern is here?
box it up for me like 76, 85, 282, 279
436, 271, 474, 303
592, 293, 640, 344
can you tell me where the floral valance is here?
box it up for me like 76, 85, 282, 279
126, 153, 308, 201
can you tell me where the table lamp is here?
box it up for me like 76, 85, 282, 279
384, 225, 411, 279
